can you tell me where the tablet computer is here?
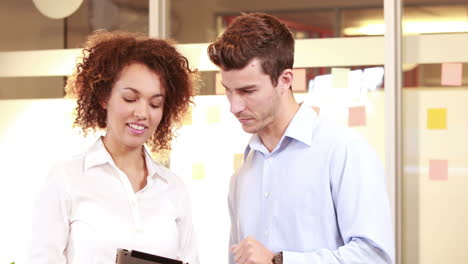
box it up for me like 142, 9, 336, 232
115, 248, 189, 264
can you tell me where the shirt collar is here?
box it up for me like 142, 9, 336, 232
83, 137, 113, 171
247, 103, 317, 154
143, 146, 170, 183
283, 103, 317, 147
84, 137, 169, 183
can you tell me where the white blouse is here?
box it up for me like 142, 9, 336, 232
28, 138, 198, 264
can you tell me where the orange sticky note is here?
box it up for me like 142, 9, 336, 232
292, 69, 307, 92
441, 63, 462, 86
192, 163, 205, 180
311, 106, 320, 115
427, 108, 447, 130
206, 106, 220, 124
332, 68, 350, 88
429, 159, 448, 181
182, 107, 192, 126
215, 72, 225, 95
233, 153, 244, 172
348, 106, 366, 127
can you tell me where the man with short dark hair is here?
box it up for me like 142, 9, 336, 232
208, 12, 394, 264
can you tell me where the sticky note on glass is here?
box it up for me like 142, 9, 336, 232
292, 69, 307, 92
182, 107, 192, 126
192, 163, 205, 180
215, 72, 225, 95
332, 68, 350, 88
348, 106, 366, 127
429, 159, 448, 181
427, 108, 447, 130
311, 106, 320, 115
441, 63, 462, 86
233, 153, 244, 171
206, 106, 220, 124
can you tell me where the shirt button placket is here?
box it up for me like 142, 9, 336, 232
263, 155, 274, 242
131, 197, 142, 232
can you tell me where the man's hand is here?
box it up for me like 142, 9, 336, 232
231, 236, 275, 264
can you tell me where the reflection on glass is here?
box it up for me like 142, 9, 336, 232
67, 0, 149, 48
171, 1, 387, 96
0, 0, 63, 51
0, 0, 150, 51
216, 11, 336, 39
0, 0, 151, 99
344, 5, 468, 36
0, 77, 64, 99
170, 0, 384, 43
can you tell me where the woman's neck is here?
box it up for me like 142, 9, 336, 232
102, 136, 148, 192
102, 136, 145, 172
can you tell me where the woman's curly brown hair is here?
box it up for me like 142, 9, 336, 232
66, 30, 195, 151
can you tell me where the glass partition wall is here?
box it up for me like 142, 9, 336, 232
401, 2, 468, 264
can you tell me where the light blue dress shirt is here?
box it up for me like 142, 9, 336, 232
228, 104, 394, 264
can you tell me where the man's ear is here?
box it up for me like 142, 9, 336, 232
279, 69, 293, 94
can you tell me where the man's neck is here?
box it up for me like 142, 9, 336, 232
259, 95, 300, 153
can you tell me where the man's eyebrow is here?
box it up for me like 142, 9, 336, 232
123, 87, 165, 98
220, 82, 257, 90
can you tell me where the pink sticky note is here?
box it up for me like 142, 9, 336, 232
348, 106, 366, 127
429, 159, 448, 181
441, 63, 462, 86
292, 69, 307, 92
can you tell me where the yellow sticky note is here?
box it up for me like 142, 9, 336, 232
427, 108, 447, 130
233, 153, 244, 172
292, 69, 307, 92
332, 68, 350, 88
182, 107, 192, 126
206, 106, 220, 124
192, 163, 205, 180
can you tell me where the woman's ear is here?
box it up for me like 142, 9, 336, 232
100, 99, 108, 110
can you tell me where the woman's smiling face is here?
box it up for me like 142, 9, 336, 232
102, 63, 165, 151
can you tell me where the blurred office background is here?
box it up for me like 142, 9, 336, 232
0, 0, 467, 263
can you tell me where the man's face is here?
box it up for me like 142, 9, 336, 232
220, 58, 281, 134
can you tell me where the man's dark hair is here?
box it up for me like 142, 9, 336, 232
208, 12, 294, 86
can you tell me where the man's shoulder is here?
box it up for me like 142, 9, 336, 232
312, 117, 356, 141
308, 117, 374, 160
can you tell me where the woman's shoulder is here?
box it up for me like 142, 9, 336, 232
48, 154, 83, 177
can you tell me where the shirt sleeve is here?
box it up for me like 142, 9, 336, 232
176, 183, 199, 264
27, 164, 71, 264
284, 132, 395, 264
283, 237, 391, 264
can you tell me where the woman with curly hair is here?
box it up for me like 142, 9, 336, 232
28, 30, 198, 264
